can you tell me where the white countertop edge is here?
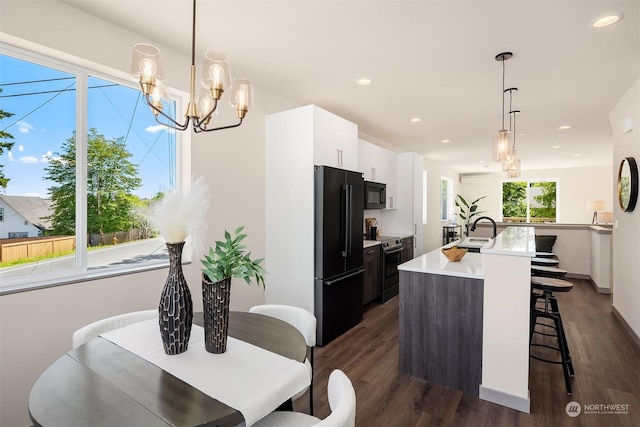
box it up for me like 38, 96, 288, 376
399, 264, 483, 280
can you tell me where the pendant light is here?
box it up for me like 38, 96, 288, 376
492, 52, 513, 162
131, 0, 253, 133
507, 110, 521, 178
502, 87, 518, 171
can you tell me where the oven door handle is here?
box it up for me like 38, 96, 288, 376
384, 248, 403, 255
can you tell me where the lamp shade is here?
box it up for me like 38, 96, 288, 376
229, 78, 253, 118
492, 129, 513, 162
131, 44, 166, 84
201, 51, 231, 96
587, 201, 605, 211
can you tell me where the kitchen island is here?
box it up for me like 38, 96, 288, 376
398, 227, 535, 413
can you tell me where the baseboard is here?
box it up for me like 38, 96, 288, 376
564, 273, 611, 294
587, 277, 612, 294
479, 385, 530, 413
612, 305, 640, 353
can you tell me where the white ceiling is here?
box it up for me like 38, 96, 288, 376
61, 0, 639, 174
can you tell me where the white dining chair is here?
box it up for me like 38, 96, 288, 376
72, 309, 157, 349
252, 369, 356, 427
249, 304, 317, 414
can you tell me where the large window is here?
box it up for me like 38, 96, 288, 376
0, 45, 186, 292
502, 180, 557, 223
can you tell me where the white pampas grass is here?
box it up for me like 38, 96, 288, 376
152, 176, 210, 257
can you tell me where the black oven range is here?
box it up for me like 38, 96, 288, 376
380, 237, 403, 303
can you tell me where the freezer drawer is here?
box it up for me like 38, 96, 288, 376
314, 268, 364, 346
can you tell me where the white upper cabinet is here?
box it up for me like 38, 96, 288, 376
358, 139, 398, 209
312, 107, 358, 170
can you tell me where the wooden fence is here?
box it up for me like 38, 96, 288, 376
0, 236, 75, 263
0, 228, 146, 263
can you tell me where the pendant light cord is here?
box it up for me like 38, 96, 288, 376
501, 58, 505, 129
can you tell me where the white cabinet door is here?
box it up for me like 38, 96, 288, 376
383, 152, 424, 254
358, 139, 398, 208
312, 106, 358, 170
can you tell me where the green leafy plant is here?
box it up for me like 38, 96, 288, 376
201, 226, 266, 287
455, 194, 487, 225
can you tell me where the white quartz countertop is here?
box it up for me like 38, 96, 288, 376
399, 250, 484, 279
399, 226, 535, 279
363, 240, 382, 248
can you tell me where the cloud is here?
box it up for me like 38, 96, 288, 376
18, 145, 24, 152
8, 152, 14, 161
19, 156, 39, 164
17, 120, 35, 134
145, 124, 174, 134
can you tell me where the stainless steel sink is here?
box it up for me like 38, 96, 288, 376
469, 237, 490, 242
458, 246, 481, 253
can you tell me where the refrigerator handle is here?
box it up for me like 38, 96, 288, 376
341, 184, 349, 258
324, 268, 365, 286
347, 184, 353, 256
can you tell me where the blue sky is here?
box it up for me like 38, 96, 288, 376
0, 53, 176, 200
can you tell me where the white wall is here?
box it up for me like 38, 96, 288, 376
458, 165, 614, 224
610, 76, 640, 339
422, 158, 460, 252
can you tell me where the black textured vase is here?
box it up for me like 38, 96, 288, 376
202, 275, 231, 354
158, 241, 193, 355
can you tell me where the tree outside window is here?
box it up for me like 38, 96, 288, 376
502, 180, 557, 223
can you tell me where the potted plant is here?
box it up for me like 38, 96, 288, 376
200, 226, 266, 353
455, 194, 486, 236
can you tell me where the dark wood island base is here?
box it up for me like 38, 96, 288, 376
399, 270, 484, 396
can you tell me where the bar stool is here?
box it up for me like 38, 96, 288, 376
530, 276, 575, 395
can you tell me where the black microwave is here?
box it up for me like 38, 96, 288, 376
364, 181, 386, 209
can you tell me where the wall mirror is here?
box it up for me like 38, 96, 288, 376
617, 157, 638, 212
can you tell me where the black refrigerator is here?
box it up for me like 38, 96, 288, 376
314, 165, 364, 346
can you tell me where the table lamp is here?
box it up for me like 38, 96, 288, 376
587, 201, 605, 224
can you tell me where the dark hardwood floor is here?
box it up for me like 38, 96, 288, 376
298, 278, 640, 426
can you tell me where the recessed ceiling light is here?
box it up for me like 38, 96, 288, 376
591, 13, 624, 28
357, 78, 372, 86
552, 145, 561, 149
572, 153, 582, 157
558, 125, 572, 130
441, 139, 450, 143
410, 117, 421, 123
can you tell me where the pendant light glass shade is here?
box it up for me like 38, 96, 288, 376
507, 158, 521, 178
131, 43, 166, 95
230, 78, 254, 119
493, 129, 513, 162
201, 51, 231, 99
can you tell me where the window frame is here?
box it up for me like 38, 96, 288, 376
0, 42, 191, 295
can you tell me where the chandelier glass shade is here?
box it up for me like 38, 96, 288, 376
130, 0, 252, 133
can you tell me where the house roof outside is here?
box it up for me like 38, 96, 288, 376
0, 195, 53, 231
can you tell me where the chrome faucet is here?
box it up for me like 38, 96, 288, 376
470, 216, 497, 238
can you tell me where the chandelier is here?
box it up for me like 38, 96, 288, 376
130, 0, 253, 133
492, 52, 513, 162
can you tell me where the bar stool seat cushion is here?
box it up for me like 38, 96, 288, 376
532, 257, 560, 266
531, 276, 573, 292
531, 265, 567, 278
